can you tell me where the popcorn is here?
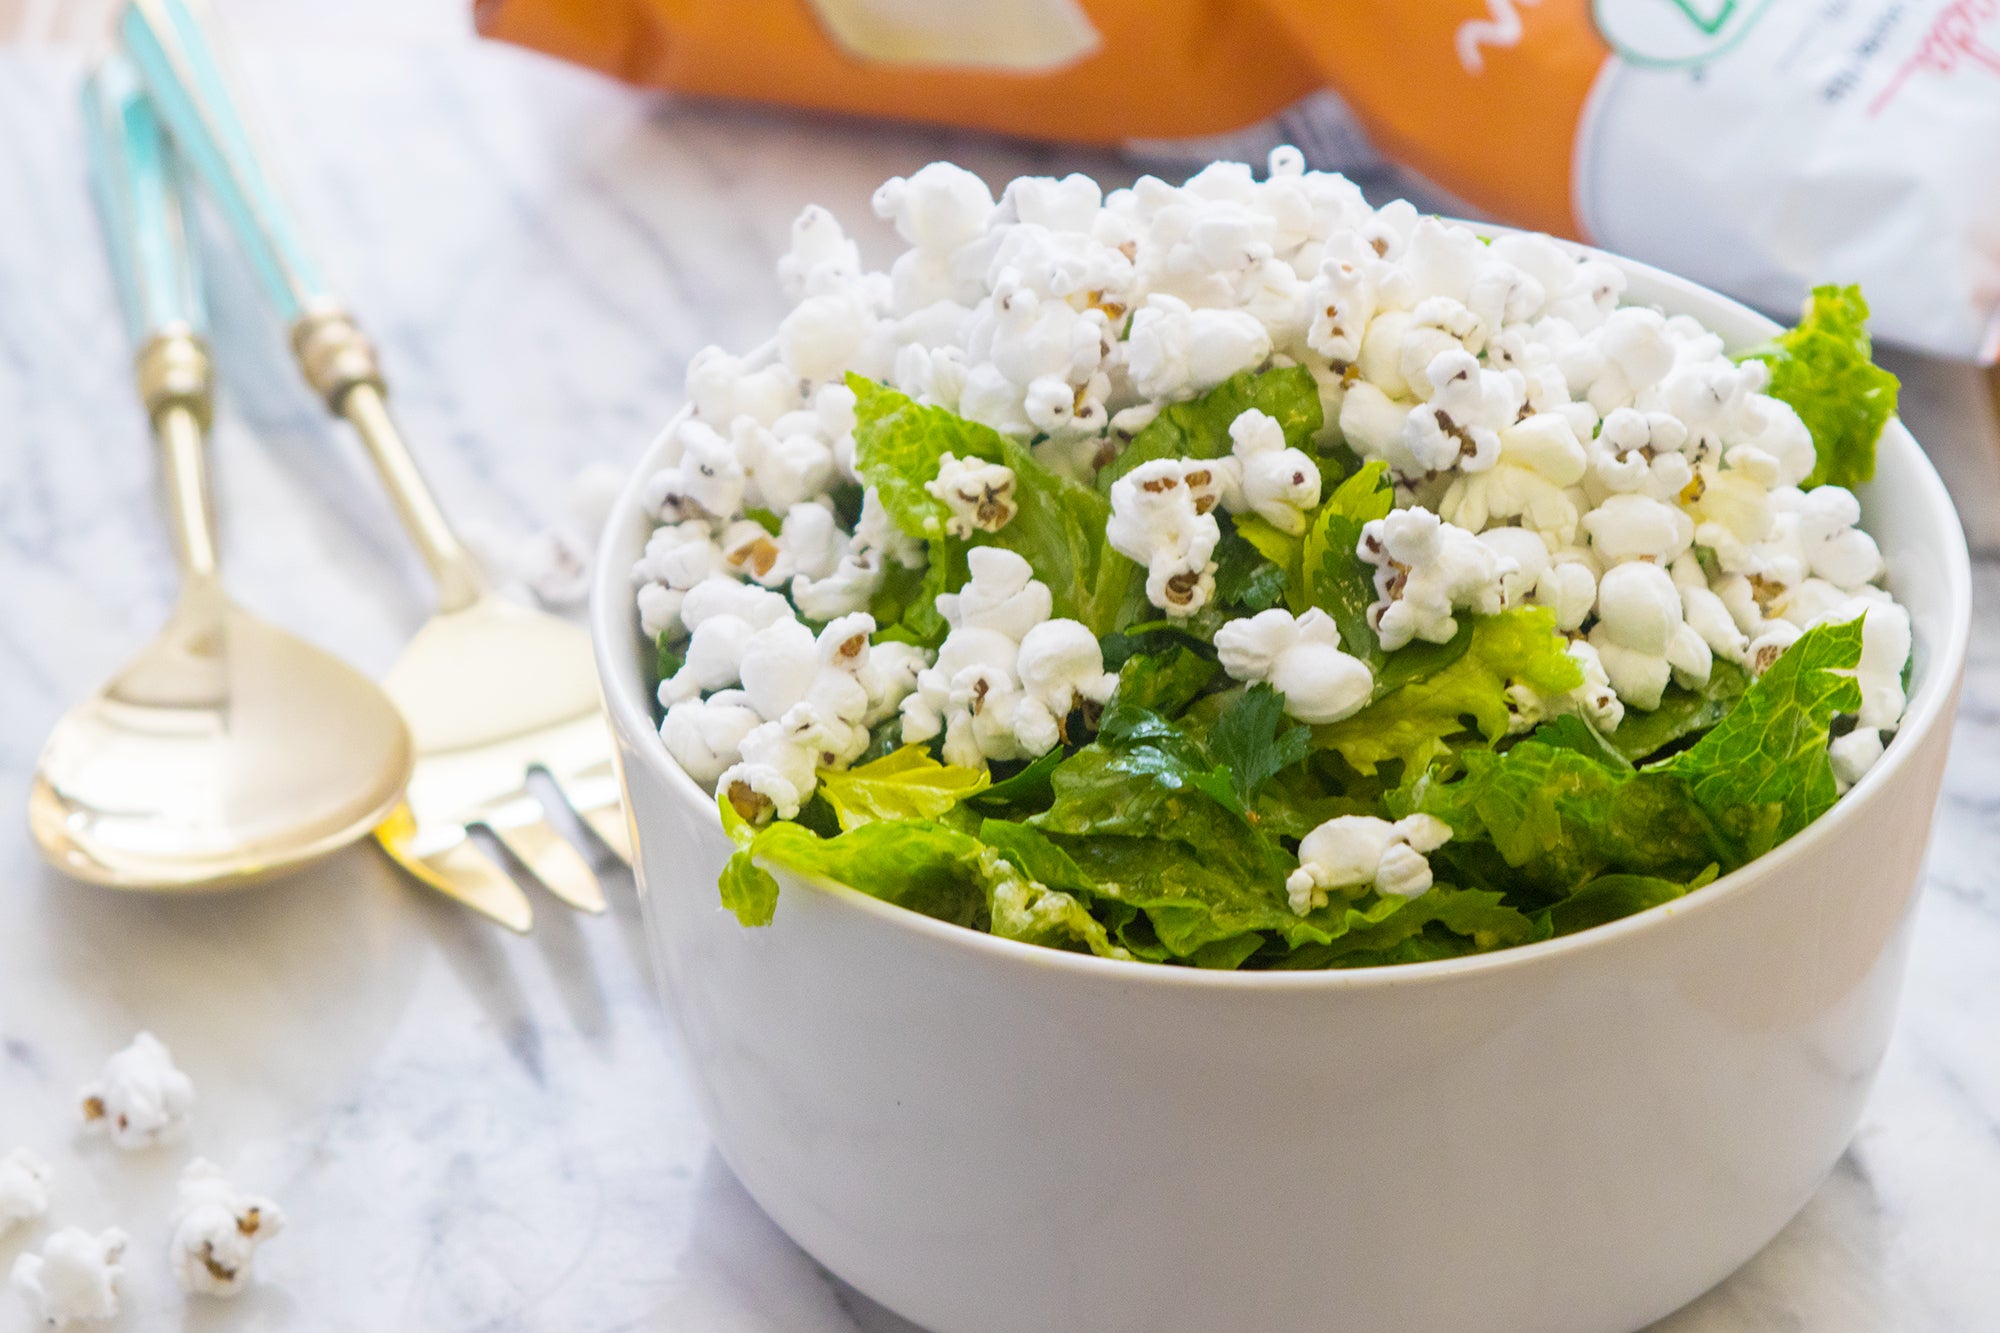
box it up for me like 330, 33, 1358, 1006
900, 628, 1026, 767
1591, 406, 1694, 500
1506, 638, 1626, 735
659, 690, 764, 788
938, 548, 1054, 639
644, 419, 747, 522
1011, 619, 1118, 755
778, 205, 863, 301
1336, 380, 1423, 476
1477, 528, 1598, 632
1439, 412, 1588, 545
684, 345, 801, 428
1358, 508, 1513, 652
1404, 347, 1524, 474
1580, 493, 1695, 567
1124, 294, 1272, 402
1792, 485, 1884, 589
660, 611, 759, 705
679, 576, 794, 632
1588, 561, 1713, 710
873, 162, 996, 254
926, 453, 1018, 538
719, 695, 870, 825
1302, 264, 1371, 366
78, 1032, 192, 1151
1219, 409, 1321, 535
635, 154, 1912, 801
10, 1227, 126, 1327
1672, 554, 1750, 664
1580, 307, 1676, 413
0, 1149, 51, 1236
777, 288, 875, 384
1106, 461, 1222, 618
1214, 608, 1373, 724
1732, 393, 1816, 488
168, 1160, 284, 1298
1285, 814, 1453, 915
902, 553, 1064, 767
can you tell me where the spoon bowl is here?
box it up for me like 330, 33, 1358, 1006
30, 580, 414, 891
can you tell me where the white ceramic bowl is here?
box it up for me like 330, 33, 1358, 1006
591, 244, 1971, 1333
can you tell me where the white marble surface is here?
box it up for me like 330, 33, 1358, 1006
0, 31, 1996, 1333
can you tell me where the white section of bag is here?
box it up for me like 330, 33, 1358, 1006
1576, 0, 2000, 361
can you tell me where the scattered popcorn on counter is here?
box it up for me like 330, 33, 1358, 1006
78, 1032, 193, 1151
0, 1149, 51, 1236
10, 1227, 126, 1328
168, 1160, 284, 1299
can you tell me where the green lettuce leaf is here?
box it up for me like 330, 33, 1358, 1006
722, 798, 1124, 957
1301, 459, 1395, 640
1605, 660, 1748, 762
969, 749, 1064, 811
1312, 608, 1583, 776
1654, 616, 1864, 856
1269, 886, 1544, 970
1100, 365, 1322, 489
1740, 284, 1899, 490
815, 746, 990, 832
1541, 871, 1709, 938
1206, 683, 1312, 811
1412, 618, 1864, 896
848, 377, 1134, 633
718, 806, 991, 928
1038, 823, 1298, 957
1110, 643, 1218, 716
1414, 742, 1730, 897
979, 837, 1127, 958
1085, 706, 1246, 818
1212, 524, 1291, 612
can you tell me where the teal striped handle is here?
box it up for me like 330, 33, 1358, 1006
81, 53, 204, 349
120, 0, 327, 324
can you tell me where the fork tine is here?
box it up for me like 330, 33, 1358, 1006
536, 748, 628, 860
543, 764, 633, 864
490, 816, 607, 915
375, 805, 533, 932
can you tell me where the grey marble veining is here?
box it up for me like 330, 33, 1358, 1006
0, 35, 1995, 1333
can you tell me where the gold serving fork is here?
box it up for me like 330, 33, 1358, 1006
121, 0, 629, 930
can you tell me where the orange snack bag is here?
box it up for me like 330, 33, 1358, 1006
478, 0, 2000, 360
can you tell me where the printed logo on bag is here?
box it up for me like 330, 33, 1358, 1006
1591, 0, 1774, 67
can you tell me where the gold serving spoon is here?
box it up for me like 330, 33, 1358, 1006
122, 0, 628, 930
28, 59, 414, 892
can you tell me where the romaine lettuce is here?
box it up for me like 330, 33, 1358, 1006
1741, 284, 1898, 490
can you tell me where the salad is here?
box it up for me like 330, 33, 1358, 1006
632, 151, 1908, 970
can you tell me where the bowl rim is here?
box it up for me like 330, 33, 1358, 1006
592, 224, 1974, 992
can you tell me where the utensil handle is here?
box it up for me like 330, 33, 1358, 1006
82, 53, 220, 581
119, 0, 325, 323
121, 0, 485, 610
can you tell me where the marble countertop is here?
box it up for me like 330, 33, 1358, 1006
1, 31, 1996, 1333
